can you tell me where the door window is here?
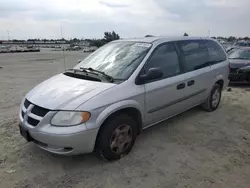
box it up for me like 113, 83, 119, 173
145, 43, 180, 80
178, 40, 209, 72
204, 40, 227, 64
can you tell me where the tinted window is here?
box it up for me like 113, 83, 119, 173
145, 43, 180, 79
178, 40, 209, 72
204, 40, 226, 63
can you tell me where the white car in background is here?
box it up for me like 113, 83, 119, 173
83, 46, 98, 52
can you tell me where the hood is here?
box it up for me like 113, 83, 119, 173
26, 73, 116, 110
229, 59, 250, 69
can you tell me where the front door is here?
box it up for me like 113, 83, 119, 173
142, 43, 190, 127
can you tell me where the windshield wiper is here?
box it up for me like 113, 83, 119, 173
229, 57, 250, 60
66, 68, 80, 72
80, 67, 114, 82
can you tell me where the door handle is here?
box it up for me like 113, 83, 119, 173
177, 83, 185, 90
187, 80, 195, 86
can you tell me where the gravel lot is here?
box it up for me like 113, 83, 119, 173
1, 50, 250, 188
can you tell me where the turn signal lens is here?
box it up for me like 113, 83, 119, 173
81, 112, 91, 123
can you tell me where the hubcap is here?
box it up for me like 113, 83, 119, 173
212, 88, 220, 107
110, 124, 132, 155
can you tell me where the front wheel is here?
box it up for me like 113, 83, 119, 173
201, 84, 222, 112
97, 114, 137, 161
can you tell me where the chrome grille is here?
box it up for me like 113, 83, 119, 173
21, 99, 50, 127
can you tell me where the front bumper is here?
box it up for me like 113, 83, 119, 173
19, 122, 99, 155
229, 72, 250, 83
19, 101, 99, 155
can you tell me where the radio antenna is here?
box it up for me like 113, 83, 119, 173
61, 24, 66, 71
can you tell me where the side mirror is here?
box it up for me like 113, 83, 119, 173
136, 67, 163, 85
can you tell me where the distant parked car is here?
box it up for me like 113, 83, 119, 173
226, 41, 250, 54
72, 46, 81, 51
83, 46, 98, 52
82, 47, 91, 52
228, 47, 250, 83
235, 41, 250, 47
89, 46, 98, 52
66, 46, 81, 51
9, 46, 18, 52
0, 47, 8, 53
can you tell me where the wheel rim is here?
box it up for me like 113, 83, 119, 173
211, 88, 220, 107
110, 124, 132, 155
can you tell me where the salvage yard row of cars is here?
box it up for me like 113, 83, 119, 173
0, 45, 40, 53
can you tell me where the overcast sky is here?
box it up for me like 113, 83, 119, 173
0, 0, 249, 39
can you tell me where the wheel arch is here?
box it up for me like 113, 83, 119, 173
215, 79, 224, 89
213, 75, 227, 90
94, 100, 144, 149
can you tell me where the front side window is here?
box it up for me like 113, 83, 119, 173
178, 40, 209, 72
75, 41, 152, 80
144, 43, 180, 79
204, 40, 226, 63
228, 49, 250, 60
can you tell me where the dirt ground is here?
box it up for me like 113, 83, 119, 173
1, 50, 250, 188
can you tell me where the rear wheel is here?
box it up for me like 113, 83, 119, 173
97, 114, 137, 161
201, 84, 222, 112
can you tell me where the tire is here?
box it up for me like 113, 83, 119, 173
97, 114, 137, 161
201, 84, 222, 112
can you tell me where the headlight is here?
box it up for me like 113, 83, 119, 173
51, 111, 91, 126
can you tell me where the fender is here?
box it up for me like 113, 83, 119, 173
213, 74, 223, 84
213, 74, 229, 90
95, 100, 145, 128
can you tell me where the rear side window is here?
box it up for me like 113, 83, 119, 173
204, 40, 226, 63
145, 43, 180, 79
177, 40, 209, 72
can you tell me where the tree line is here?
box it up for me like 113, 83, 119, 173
85, 31, 120, 47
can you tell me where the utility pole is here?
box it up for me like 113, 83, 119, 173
61, 24, 66, 71
7, 30, 10, 41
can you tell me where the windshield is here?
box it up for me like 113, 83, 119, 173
228, 49, 250, 60
74, 41, 152, 80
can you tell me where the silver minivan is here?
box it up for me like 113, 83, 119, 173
19, 37, 229, 161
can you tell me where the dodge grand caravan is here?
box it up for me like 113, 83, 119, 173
19, 37, 229, 161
